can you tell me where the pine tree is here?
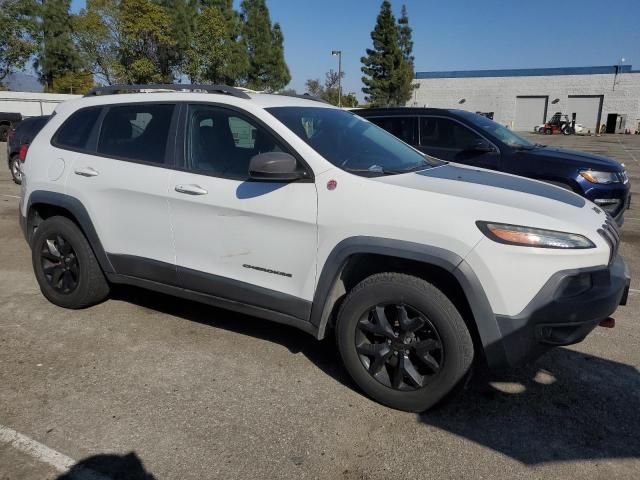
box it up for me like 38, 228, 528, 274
201, 0, 249, 85
184, 6, 229, 83
361, 0, 412, 106
240, 0, 290, 91
154, 0, 199, 82
37, 0, 81, 90
394, 4, 415, 106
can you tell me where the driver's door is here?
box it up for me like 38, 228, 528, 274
167, 104, 318, 309
418, 116, 501, 170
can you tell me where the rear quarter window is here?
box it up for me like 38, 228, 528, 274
53, 107, 102, 150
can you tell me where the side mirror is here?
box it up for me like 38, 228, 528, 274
468, 139, 495, 153
249, 152, 305, 181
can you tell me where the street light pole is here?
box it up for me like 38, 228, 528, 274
331, 50, 342, 107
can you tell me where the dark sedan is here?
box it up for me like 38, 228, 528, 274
6, 115, 50, 185
355, 108, 631, 225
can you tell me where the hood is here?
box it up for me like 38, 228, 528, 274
372, 163, 607, 230
524, 146, 623, 171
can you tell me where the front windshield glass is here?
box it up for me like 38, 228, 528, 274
266, 107, 443, 176
457, 111, 535, 149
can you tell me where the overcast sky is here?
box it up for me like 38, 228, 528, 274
71, 0, 640, 99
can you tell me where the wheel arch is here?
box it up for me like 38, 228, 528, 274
311, 237, 507, 368
26, 191, 114, 273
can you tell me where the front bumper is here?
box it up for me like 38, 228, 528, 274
492, 255, 630, 367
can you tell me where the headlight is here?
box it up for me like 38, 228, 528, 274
579, 170, 620, 184
476, 222, 595, 249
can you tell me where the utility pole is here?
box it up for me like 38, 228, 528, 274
331, 50, 342, 107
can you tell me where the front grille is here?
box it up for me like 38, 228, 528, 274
598, 216, 620, 265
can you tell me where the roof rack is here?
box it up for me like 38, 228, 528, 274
274, 92, 329, 104
84, 84, 251, 99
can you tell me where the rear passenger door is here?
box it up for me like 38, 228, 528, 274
63, 103, 178, 283
418, 116, 500, 169
167, 104, 318, 314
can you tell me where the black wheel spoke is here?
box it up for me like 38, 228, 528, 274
358, 306, 395, 339
402, 356, 425, 387
413, 338, 441, 353
397, 305, 425, 333
51, 268, 64, 287
417, 351, 441, 373
43, 265, 59, 275
391, 355, 404, 389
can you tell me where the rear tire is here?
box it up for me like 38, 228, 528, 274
9, 155, 22, 184
32, 216, 110, 309
336, 273, 474, 412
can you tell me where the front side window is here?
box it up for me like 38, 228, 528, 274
97, 104, 175, 164
368, 116, 417, 145
186, 105, 285, 179
267, 107, 442, 177
53, 107, 101, 150
420, 117, 482, 150
456, 111, 534, 149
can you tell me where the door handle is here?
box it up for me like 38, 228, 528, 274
175, 184, 208, 195
74, 167, 99, 177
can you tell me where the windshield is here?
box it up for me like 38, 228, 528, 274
457, 111, 536, 149
266, 107, 443, 176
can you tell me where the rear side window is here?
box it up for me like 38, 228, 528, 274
53, 108, 101, 150
368, 116, 417, 145
97, 104, 175, 164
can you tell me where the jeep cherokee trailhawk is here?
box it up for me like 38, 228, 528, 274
19, 85, 630, 412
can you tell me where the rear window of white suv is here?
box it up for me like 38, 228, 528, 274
53, 107, 101, 150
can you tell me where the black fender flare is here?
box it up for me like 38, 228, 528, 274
26, 190, 114, 273
310, 237, 508, 368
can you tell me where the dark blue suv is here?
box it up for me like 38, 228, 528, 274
355, 108, 631, 225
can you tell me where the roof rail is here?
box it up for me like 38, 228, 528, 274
274, 92, 329, 104
84, 84, 251, 99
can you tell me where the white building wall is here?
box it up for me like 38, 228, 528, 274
411, 70, 640, 133
0, 91, 81, 117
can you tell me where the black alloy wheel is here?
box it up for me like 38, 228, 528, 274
40, 234, 80, 294
356, 303, 444, 391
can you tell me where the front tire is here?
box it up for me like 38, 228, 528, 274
32, 216, 110, 309
336, 273, 473, 412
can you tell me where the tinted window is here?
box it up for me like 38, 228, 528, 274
53, 109, 101, 150
420, 117, 482, 150
187, 105, 285, 179
268, 107, 442, 176
456, 111, 534, 149
97, 104, 175, 164
368, 116, 417, 145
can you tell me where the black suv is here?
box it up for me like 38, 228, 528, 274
355, 108, 631, 225
6, 115, 50, 184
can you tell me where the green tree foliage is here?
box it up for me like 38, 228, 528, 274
201, 0, 248, 85
51, 70, 94, 94
73, 0, 121, 85
361, 1, 415, 107
240, 0, 290, 91
118, 0, 176, 83
36, 0, 81, 90
184, 7, 228, 83
394, 4, 415, 105
0, 0, 37, 84
305, 70, 359, 107
154, 0, 198, 81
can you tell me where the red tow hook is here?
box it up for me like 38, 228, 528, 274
599, 317, 615, 328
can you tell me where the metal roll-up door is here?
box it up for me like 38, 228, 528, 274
567, 95, 603, 132
514, 96, 548, 131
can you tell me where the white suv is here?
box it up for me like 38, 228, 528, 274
19, 85, 630, 412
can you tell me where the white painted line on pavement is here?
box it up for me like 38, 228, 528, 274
1, 194, 20, 198
617, 137, 639, 165
0, 424, 111, 480
629, 288, 640, 295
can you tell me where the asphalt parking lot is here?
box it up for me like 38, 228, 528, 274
1, 134, 639, 480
